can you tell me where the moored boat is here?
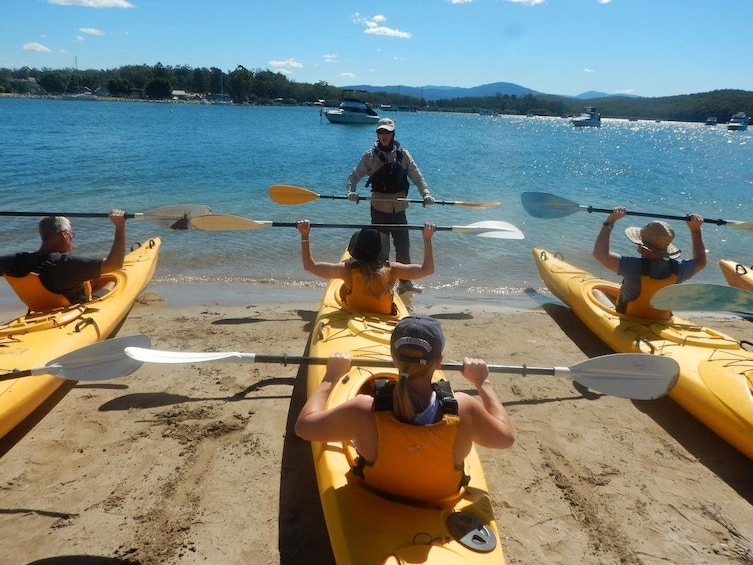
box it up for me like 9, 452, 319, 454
323, 98, 380, 125
719, 259, 753, 292
532, 247, 753, 459
727, 112, 749, 131
0, 238, 161, 439
571, 106, 601, 127
304, 261, 507, 563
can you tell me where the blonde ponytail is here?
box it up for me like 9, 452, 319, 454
392, 360, 432, 423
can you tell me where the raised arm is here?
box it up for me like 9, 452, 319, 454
391, 222, 436, 280
686, 213, 707, 275
593, 206, 626, 273
296, 219, 347, 280
100, 209, 127, 274
459, 358, 515, 450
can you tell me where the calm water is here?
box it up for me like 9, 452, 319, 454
1, 98, 751, 308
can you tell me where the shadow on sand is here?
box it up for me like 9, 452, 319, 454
531, 290, 753, 502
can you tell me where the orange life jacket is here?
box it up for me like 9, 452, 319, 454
353, 379, 468, 503
617, 271, 678, 320
343, 264, 395, 315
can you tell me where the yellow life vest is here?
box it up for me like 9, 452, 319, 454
343, 264, 395, 315
353, 380, 468, 503
3, 273, 91, 312
618, 272, 678, 320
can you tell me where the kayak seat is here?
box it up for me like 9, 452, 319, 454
591, 285, 618, 312
3, 273, 92, 313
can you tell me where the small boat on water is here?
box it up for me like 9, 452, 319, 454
62, 56, 98, 101
323, 98, 380, 125
0, 238, 161, 439
571, 106, 601, 127
705, 116, 718, 126
727, 112, 749, 131
62, 91, 98, 101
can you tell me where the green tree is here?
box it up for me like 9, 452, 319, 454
145, 77, 172, 99
106, 78, 132, 97
229, 65, 252, 103
38, 71, 68, 94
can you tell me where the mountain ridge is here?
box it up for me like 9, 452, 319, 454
343, 82, 627, 101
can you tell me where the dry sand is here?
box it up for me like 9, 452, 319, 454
0, 285, 752, 565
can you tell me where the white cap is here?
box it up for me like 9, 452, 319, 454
376, 118, 395, 132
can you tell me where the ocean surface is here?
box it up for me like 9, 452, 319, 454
1, 97, 751, 309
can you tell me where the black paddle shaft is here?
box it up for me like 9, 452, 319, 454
582, 206, 731, 226
272, 222, 452, 232
0, 211, 140, 219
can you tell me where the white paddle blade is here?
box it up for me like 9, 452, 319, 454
567, 354, 679, 400
454, 221, 525, 239
125, 347, 253, 364
37, 335, 151, 381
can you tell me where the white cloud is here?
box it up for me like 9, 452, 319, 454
448, 0, 473, 3
23, 42, 52, 53
351, 13, 412, 38
75, 36, 84, 43
48, 0, 135, 7
506, 0, 545, 5
583, 68, 595, 73
269, 58, 303, 69
79, 27, 105, 35
339, 72, 356, 79
323, 54, 338, 64
599, 0, 612, 4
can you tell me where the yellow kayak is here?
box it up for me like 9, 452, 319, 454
532, 248, 753, 460
305, 274, 506, 564
719, 259, 753, 292
0, 238, 161, 439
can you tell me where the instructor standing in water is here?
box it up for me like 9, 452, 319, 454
346, 118, 435, 294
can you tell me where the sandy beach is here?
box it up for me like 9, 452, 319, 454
1, 284, 752, 565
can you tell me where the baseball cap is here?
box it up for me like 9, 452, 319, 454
390, 315, 445, 364
376, 118, 395, 132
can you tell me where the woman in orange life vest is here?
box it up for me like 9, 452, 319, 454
295, 315, 515, 502
593, 206, 706, 320
295, 219, 436, 315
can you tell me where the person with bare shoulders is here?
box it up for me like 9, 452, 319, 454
295, 314, 515, 502
296, 219, 435, 315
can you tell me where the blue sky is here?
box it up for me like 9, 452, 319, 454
2, 0, 751, 98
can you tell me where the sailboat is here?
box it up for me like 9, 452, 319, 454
62, 57, 97, 101
211, 74, 232, 105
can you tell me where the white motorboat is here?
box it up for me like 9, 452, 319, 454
705, 116, 718, 126
571, 106, 601, 127
323, 98, 379, 125
727, 112, 749, 131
